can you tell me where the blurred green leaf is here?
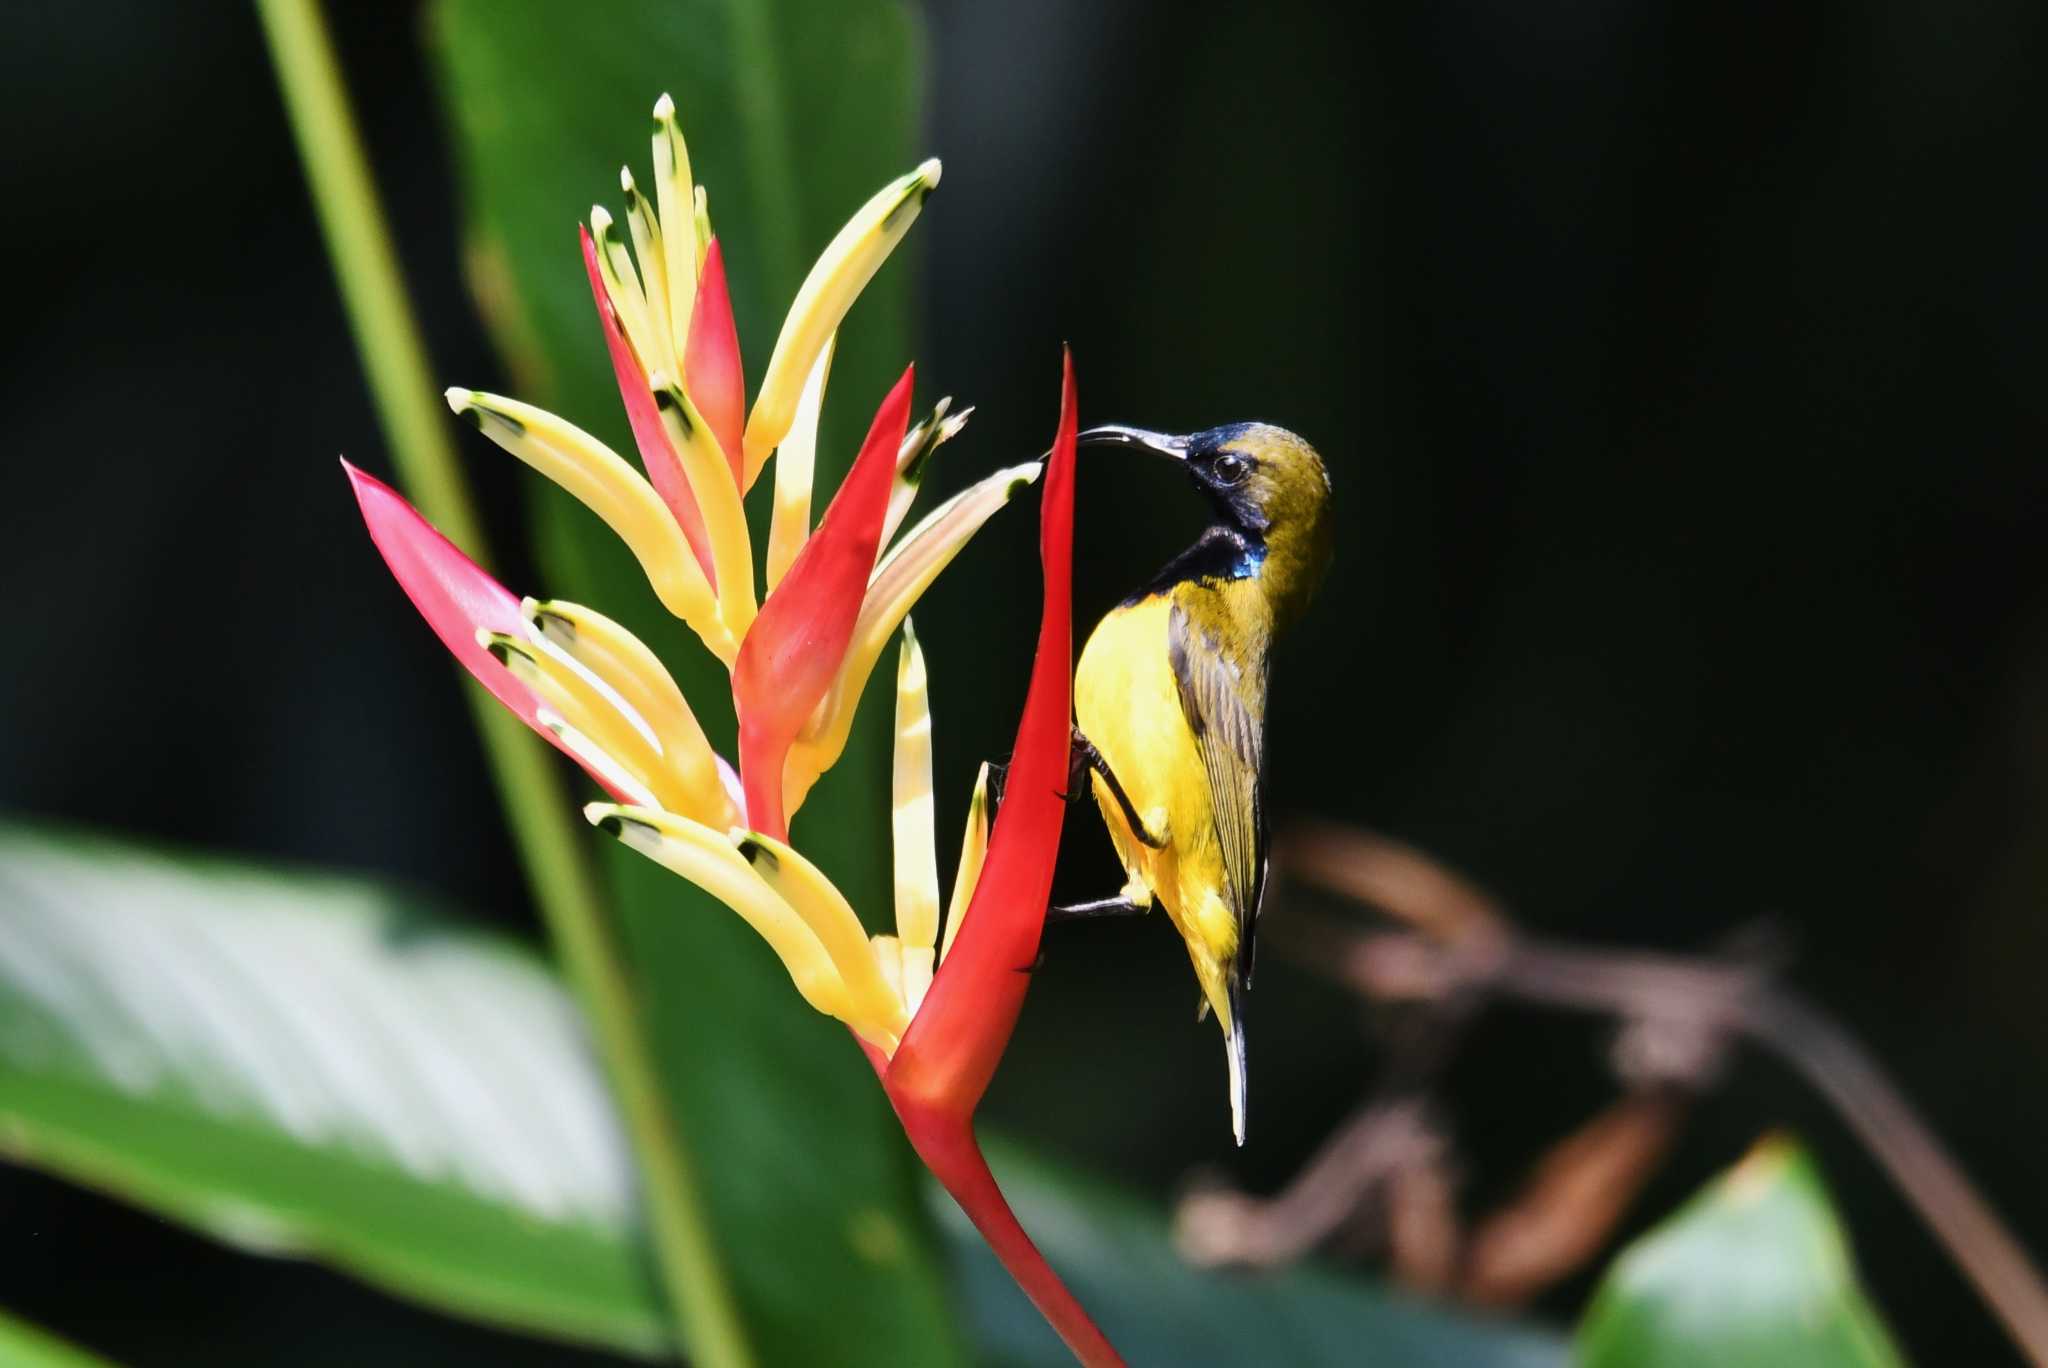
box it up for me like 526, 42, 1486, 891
1575, 1136, 1909, 1368
945, 1139, 1570, 1368
0, 825, 664, 1356
428, 3, 961, 1365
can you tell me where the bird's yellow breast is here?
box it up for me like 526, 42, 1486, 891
1073, 594, 1239, 1007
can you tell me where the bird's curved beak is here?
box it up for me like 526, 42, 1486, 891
1076, 425, 1188, 461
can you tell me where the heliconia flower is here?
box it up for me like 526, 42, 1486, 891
411, 93, 1022, 829
591, 353, 1121, 1365
347, 95, 1109, 1362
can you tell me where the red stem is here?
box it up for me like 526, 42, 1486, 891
737, 715, 788, 842
899, 1108, 1124, 1367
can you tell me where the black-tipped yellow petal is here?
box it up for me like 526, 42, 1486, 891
587, 804, 848, 1021
742, 159, 942, 483
650, 93, 699, 363
446, 388, 723, 642
735, 829, 908, 1046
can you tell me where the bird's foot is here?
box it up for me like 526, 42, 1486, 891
1069, 729, 1167, 848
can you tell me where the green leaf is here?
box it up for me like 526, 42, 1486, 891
0, 824, 664, 1356
944, 1139, 1570, 1368
427, 5, 958, 1365
1575, 1136, 1910, 1368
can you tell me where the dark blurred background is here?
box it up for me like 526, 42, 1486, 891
5, 1, 2047, 1363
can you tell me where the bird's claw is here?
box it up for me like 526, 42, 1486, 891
1048, 895, 1149, 924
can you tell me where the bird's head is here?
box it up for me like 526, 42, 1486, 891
1079, 421, 1333, 619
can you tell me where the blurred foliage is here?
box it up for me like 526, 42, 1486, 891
1577, 1136, 1908, 1368
0, 823, 1571, 1364
949, 1139, 1568, 1368
429, 2, 961, 1364
0, 825, 664, 1356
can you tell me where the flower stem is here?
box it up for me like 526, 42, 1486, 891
253, 3, 752, 1363
903, 1111, 1123, 1367
0, 1304, 115, 1368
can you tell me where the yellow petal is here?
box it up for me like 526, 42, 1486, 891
939, 761, 993, 965
871, 933, 907, 1017
589, 206, 663, 379
525, 599, 734, 827
692, 186, 713, 272
649, 376, 757, 641
901, 945, 933, 1018
765, 333, 834, 593
735, 830, 908, 1044
794, 461, 1041, 783
779, 746, 827, 825
618, 166, 678, 380
741, 159, 943, 484
542, 710, 662, 809
891, 622, 941, 954
651, 94, 698, 361
446, 389, 727, 650
587, 804, 848, 1021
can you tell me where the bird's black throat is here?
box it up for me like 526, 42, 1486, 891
1124, 524, 1268, 605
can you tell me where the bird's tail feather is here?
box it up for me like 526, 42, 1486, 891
1225, 979, 1248, 1147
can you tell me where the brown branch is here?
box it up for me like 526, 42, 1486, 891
1386, 1150, 1463, 1297
1277, 823, 1511, 949
1271, 857, 2048, 1367
1174, 1100, 1438, 1268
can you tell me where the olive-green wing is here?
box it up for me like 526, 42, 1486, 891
1166, 601, 1268, 982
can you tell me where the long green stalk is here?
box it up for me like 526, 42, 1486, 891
0, 1306, 116, 1368
253, 3, 752, 1363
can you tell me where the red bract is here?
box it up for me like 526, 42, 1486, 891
342, 461, 631, 802
882, 352, 1120, 1367
887, 347, 1075, 1115
732, 366, 914, 840
684, 238, 747, 485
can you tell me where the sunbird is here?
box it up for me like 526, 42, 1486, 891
1062, 422, 1332, 1145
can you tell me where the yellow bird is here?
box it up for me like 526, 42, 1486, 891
1063, 422, 1332, 1145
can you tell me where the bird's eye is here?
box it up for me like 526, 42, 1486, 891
1212, 452, 1249, 485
